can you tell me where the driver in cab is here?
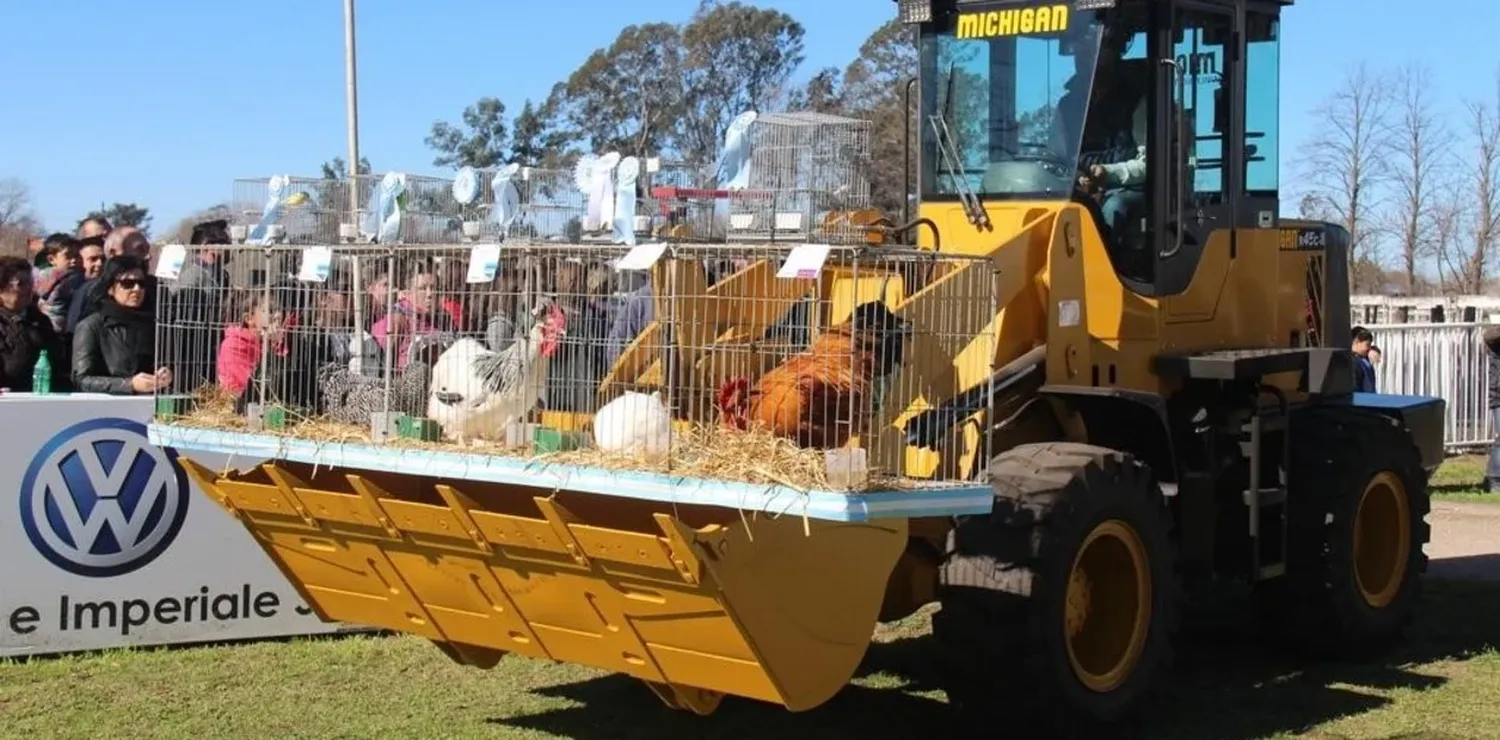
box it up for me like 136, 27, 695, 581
1079, 96, 1147, 241
1056, 21, 1151, 265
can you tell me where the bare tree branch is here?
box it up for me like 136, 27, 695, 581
1383, 63, 1453, 294
1455, 81, 1500, 294
1293, 62, 1395, 291
0, 177, 37, 231
1430, 179, 1467, 293
0, 177, 42, 257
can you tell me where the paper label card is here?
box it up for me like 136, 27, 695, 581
298, 246, 333, 283
776, 244, 831, 280
154, 245, 186, 280
467, 244, 501, 283
614, 242, 668, 271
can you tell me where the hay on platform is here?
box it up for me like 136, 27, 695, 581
166, 386, 244, 429
291, 418, 371, 444
539, 423, 847, 490
164, 405, 908, 493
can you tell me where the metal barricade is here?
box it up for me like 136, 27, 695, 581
1367, 322, 1492, 451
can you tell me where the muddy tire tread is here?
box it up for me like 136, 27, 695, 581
935, 442, 1180, 738
1255, 406, 1432, 660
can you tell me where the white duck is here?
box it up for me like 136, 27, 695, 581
592, 391, 672, 461
427, 300, 567, 444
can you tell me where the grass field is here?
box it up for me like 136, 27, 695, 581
2, 459, 1497, 739
1431, 453, 1498, 502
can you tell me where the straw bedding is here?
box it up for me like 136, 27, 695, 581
165, 399, 909, 493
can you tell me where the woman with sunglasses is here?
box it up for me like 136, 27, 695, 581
71, 255, 172, 395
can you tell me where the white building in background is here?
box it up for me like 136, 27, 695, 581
1350, 294, 1500, 326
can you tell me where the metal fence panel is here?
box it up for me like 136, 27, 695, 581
1368, 322, 1492, 451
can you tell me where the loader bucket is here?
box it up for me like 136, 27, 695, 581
171, 454, 909, 714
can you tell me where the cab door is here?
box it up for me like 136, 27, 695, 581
1152, 0, 1240, 297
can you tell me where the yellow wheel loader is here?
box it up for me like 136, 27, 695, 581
151, 0, 1445, 735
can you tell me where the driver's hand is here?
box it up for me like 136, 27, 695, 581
1089, 164, 1106, 180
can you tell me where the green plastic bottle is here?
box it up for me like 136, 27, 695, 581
32, 350, 51, 395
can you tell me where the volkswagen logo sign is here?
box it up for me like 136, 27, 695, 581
19, 417, 190, 578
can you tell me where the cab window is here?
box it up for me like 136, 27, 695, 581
1171, 10, 1232, 206
1245, 13, 1280, 194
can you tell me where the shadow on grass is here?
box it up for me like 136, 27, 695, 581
1427, 554, 1500, 582
495, 580, 1500, 740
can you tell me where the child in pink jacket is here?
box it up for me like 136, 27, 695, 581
217, 290, 288, 397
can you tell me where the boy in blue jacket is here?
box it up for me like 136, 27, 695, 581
1351, 326, 1377, 392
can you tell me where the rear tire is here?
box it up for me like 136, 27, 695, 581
1255, 408, 1431, 658
935, 443, 1179, 737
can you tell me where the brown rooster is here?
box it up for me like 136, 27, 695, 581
716, 301, 912, 449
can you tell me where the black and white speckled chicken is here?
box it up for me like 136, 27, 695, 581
318, 332, 455, 426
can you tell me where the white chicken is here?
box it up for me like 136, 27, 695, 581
427, 300, 567, 444
592, 391, 672, 461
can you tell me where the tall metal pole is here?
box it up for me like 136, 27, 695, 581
344, 0, 361, 217
344, 0, 368, 377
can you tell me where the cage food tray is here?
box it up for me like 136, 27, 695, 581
148, 424, 996, 523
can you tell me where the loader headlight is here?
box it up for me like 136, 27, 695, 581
897, 0, 932, 24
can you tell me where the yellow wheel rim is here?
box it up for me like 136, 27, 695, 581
1352, 471, 1412, 609
1064, 519, 1152, 693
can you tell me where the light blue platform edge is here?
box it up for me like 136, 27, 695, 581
148, 424, 997, 524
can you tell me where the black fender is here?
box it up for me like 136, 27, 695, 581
1300, 393, 1447, 473
1037, 385, 1179, 484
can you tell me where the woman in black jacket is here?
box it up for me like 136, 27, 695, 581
0, 256, 70, 392
71, 255, 172, 395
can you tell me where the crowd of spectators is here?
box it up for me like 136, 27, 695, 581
5, 226, 815, 409
217, 251, 633, 414
0, 216, 171, 395
1, 216, 651, 409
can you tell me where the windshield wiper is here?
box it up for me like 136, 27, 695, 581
929, 61, 991, 230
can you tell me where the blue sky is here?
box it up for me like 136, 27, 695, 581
1, 0, 1497, 234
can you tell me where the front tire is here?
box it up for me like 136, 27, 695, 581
934, 443, 1179, 737
1255, 408, 1431, 658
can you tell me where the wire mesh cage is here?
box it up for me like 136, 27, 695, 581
449, 167, 495, 239
230, 176, 349, 246
446, 166, 558, 243
231, 173, 461, 246
643, 160, 724, 243
644, 160, 714, 192
446, 166, 607, 244
347, 173, 462, 244
598, 243, 998, 488
513, 167, 591, 243
726, 111, 876, 245
153, 241, 999, 493
493, 165, 657, 245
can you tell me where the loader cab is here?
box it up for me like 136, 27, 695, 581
908, 0, 1286, 297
